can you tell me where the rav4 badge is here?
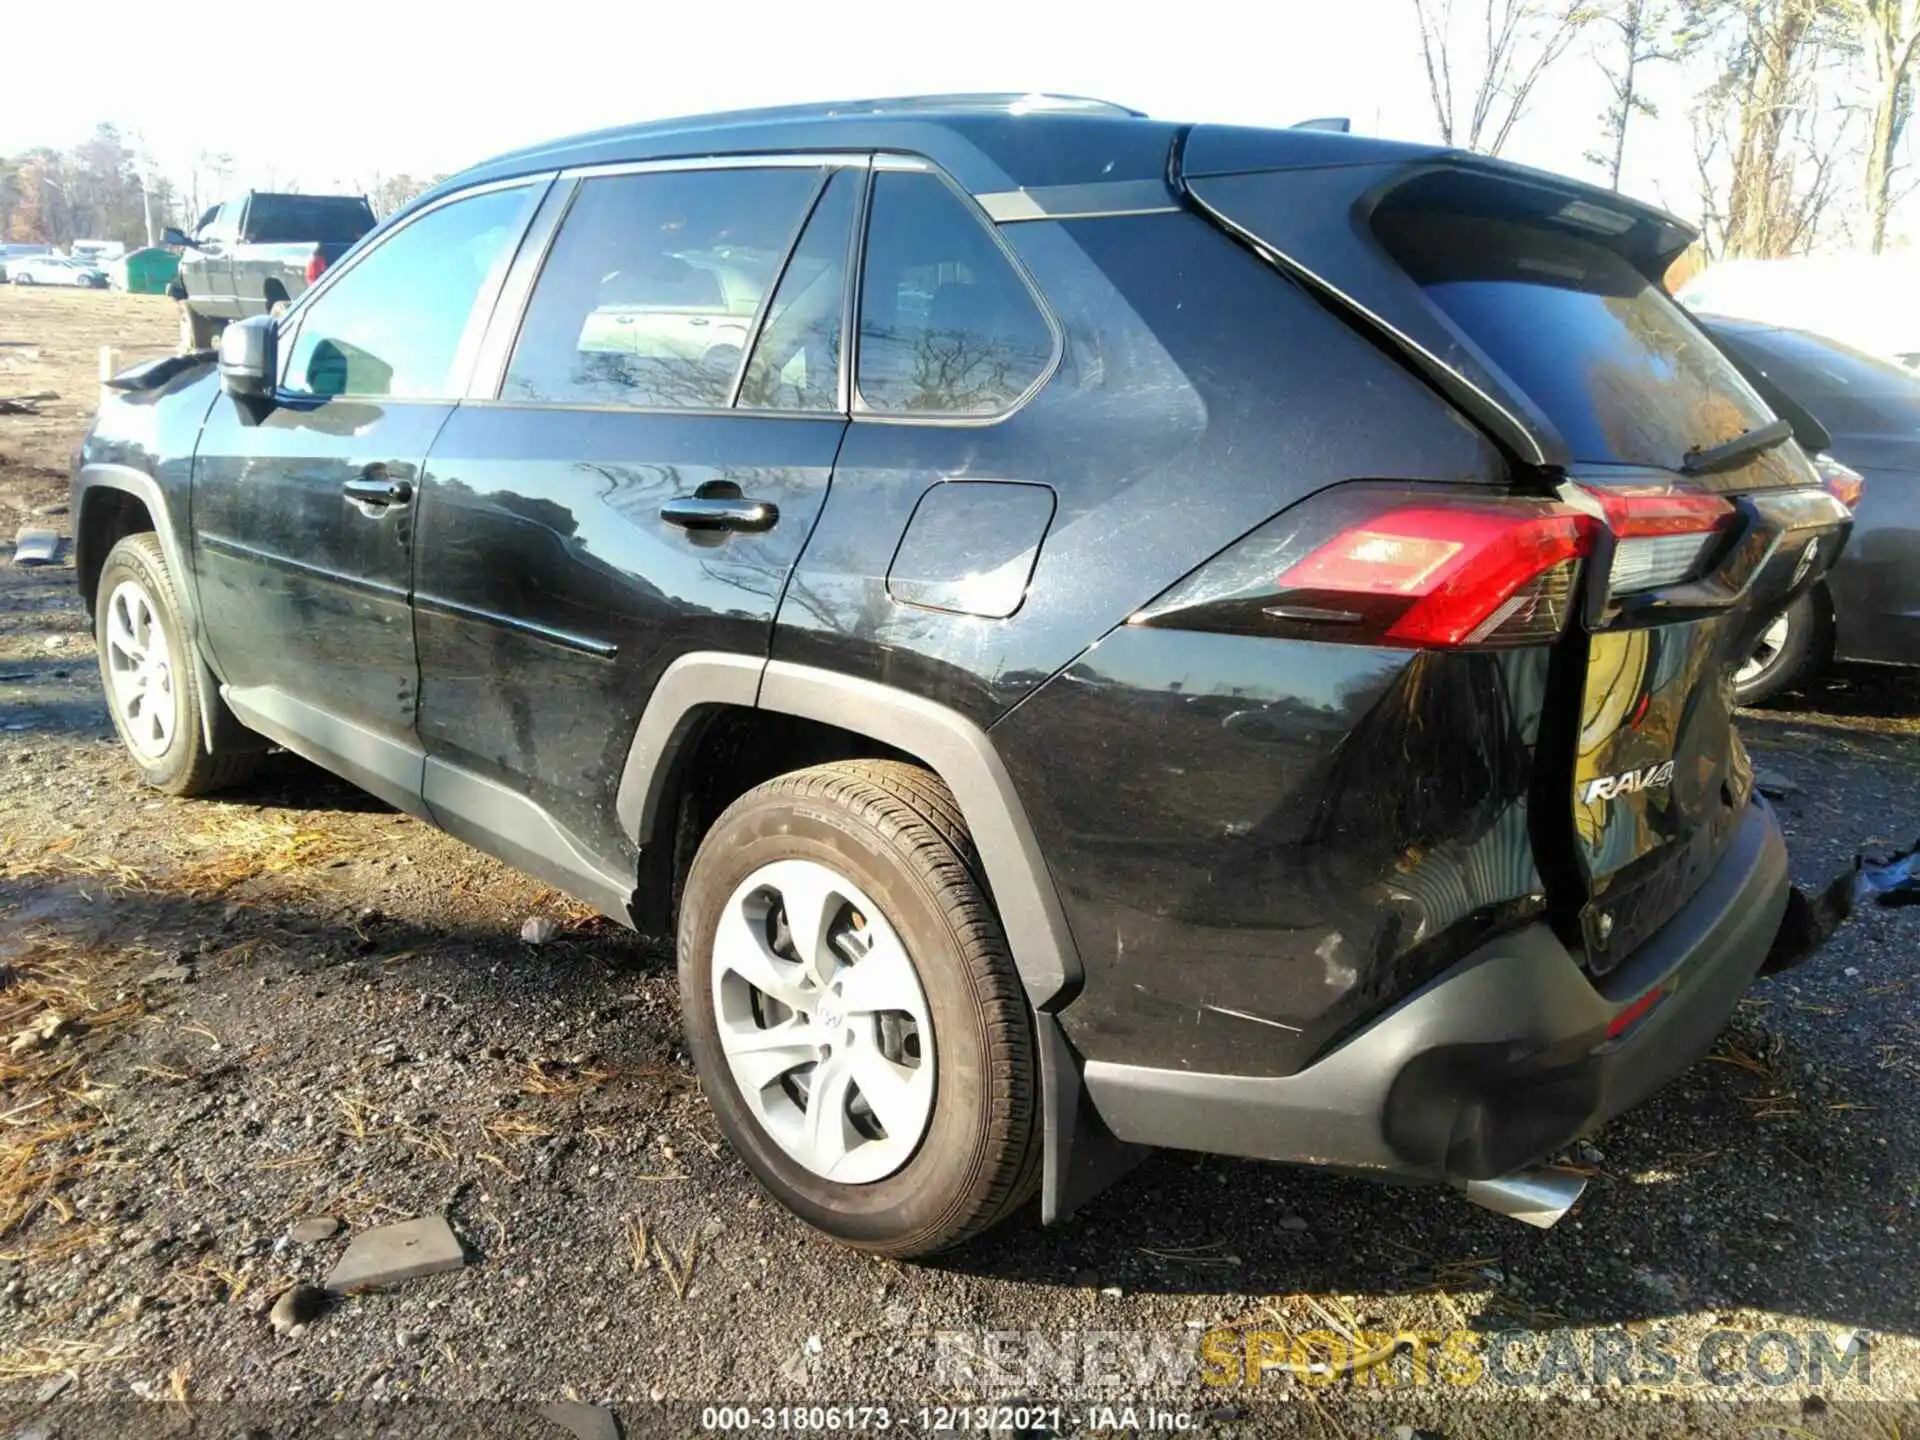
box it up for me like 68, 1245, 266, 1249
1582, 761, 1677, 804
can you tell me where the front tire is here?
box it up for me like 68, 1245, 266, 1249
679, 760, 1040, 1256
95, 533, 258, 796
1735, 591, 1829, 705
179, 303, 220, 352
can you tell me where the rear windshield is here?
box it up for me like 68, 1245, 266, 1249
1375, 211, 1772, 470
1707, 323, 1920, 438
247, 195, 376, 244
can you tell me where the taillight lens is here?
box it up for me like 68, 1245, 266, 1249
304, 249, 327, 285
1580, 485, 1734, 595
1813, 452, 1865, 510
1131, 484, 1595, 649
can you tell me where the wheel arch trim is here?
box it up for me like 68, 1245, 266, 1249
615, 653, 1083, 1010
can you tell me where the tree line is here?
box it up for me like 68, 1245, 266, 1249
1413, 0, 1920, 258
0, 125, 444, 249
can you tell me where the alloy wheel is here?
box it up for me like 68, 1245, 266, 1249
1736, 612, 1792, 688
710, 858, 935, 1184
103, 578, 176, 759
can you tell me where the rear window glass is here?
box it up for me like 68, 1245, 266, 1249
1709, 324, 1920, 438
1376, 212, 1772, 470
248, 195, 376, 244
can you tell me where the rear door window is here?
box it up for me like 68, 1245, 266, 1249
1376, 211, 1773, 471
737, 169, 860, 412
855, 170, 1055, 416
504, 167, 822, 409
248, 195, 377, 244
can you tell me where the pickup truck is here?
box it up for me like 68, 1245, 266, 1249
164, 191, 377, 350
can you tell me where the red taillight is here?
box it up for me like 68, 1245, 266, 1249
1131, 486, 1596, 650
1279, 504, 1592, 647
304, 249, 327, 285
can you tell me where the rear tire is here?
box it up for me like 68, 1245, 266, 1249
678, 760, 1040, 1256
1734, 591, 1830, 705
95, 533, 259, 796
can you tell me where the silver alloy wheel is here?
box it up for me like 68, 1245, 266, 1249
103, 578, 177, 760
710, 858, 936, 1184
1736, 612, 1793, 688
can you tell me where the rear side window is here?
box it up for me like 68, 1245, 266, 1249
504, 167, 822, 409
1377, 211, 1772, 470
738, 169, 860, 412
855, 170, 1054, 415
1711, 324, 1920, 437
247, 195, 376, 244
283, 184, 533, 400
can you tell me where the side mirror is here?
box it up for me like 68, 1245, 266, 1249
218, 315, 277, 400
162, 226, 189, 247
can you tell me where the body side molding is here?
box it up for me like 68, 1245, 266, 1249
222, 685, 431, 819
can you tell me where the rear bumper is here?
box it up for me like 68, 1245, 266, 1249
1080, 799, 1790, 1182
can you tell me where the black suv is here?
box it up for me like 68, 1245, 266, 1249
74, 95, 1851, 1255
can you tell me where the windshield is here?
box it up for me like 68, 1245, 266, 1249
1707, 322, 1920, 439
1376, 211, 1773, 470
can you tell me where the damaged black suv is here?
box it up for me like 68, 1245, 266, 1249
73, 96, 1851, 1255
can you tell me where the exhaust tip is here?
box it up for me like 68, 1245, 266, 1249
1457, 1166, 1588, 1229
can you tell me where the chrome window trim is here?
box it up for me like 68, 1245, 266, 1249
454, 397, 851, 424
275, 173, 554, 405
848, 159, 1064, 428
976, 180, 1181, 223
560, 152, 872, 182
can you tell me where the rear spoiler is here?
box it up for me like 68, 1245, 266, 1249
1173, 125, 1698, 473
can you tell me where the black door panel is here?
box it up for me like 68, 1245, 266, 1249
412, 406, 844, 863
192, 395, 449, 762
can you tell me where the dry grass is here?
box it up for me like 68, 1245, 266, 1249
0, 934, 152, 1242
166, 814, 361, 896
0, 1336, 139, 1381
519, 1058, 617, 1100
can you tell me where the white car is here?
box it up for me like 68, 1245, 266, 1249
9, 255, 110, 289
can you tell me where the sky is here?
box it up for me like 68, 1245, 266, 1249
1, 0, 1909, 247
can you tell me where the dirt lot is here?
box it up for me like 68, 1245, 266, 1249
2, 286, 1920, 1437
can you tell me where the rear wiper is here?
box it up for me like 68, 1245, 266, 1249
1681, 416, 1795, 475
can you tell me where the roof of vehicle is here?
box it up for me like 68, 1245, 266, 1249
415, 93, 1452, 212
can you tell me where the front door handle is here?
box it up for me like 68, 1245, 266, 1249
343, 475, 413, 508
660, 495, 778, 532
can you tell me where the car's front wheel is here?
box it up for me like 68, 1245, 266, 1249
179, 304, 220, 352
679, 760, 1040, 1256
95, 533, 258, 796
1734, 591, 1830, 705
13, 272, 31, 286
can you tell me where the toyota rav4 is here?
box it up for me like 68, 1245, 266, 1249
73, 95, 1851, 1256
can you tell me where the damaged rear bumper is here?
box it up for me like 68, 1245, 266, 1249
1080, 799, 1821, 1188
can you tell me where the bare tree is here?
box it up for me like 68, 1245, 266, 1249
1689, 0, 1854, 257
1411, 0, 1599, 154
1587, 0, 1693, 185
1850, 0, 1920, 250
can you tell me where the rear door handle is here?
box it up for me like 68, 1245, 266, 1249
660, 496, 778, 532
343, 476, 412, 508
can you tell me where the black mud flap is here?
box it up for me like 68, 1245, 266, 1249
1761, 838, 1920, 976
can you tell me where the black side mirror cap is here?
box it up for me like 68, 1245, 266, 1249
162, 227, 190, 247
219, 315, 278, 402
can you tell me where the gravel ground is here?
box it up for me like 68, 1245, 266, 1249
2, 287, 1919, 1438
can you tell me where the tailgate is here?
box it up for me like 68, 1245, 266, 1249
1182, 134, 1852, 972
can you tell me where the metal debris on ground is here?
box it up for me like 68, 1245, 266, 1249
11, 528, 60, 566
521, 915, 560, 944
324, 1212, 466, 1293
0, 391, 57, 416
